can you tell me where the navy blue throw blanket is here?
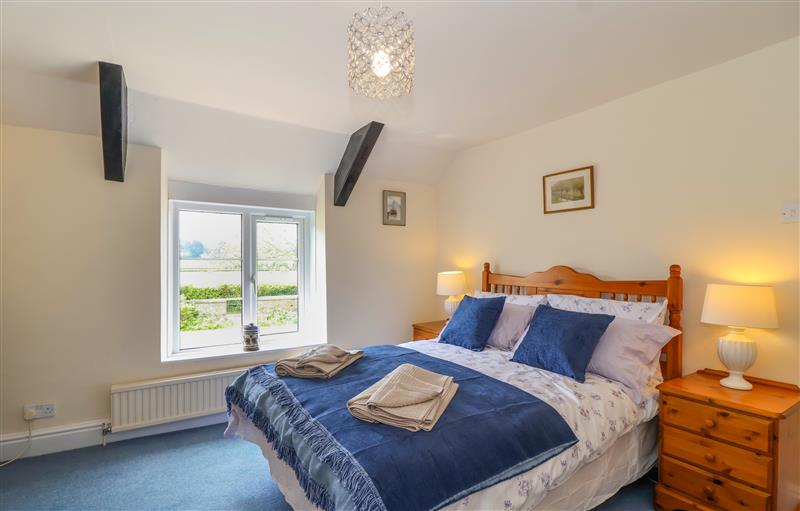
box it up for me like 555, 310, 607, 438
226, 345, 577, 511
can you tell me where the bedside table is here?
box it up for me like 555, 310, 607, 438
655, 369, 800, 511
412, 320, 447, 341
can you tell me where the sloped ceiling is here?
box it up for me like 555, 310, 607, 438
2, 2, 797, 193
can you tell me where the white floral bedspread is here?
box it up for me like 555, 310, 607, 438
403, 340, 660, 511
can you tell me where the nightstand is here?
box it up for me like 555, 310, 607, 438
412, 320, 447, 341
655, 369, 800, 511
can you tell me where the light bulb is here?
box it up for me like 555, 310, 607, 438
370, 50, 391, 77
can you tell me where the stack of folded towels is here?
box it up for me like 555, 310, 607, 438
275, 345, 363, 379
347, 363, 458, 432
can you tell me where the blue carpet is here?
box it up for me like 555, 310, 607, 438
0, 424, 654, 510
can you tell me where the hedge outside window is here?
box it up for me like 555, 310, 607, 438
168, 200, 313, 357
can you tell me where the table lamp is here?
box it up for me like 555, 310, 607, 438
437, 271, 467, 318
700, 283, 778, 390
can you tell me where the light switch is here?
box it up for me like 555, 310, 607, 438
782, 201, 799, 223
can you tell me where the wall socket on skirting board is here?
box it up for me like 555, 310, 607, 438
23, 403, 55, 420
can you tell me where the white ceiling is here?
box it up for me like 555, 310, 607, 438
2, 1, 798, 192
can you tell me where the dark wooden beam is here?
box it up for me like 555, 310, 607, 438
333, 121, 384, 206
99, 62, 128, 182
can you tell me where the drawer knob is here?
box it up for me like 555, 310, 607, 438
703, 486, 715, 496
704, 453, 716, 463
704, 419, 716, 428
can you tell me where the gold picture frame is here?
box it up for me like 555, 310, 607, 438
543, 165, 595, 214
383, 190, 406, 226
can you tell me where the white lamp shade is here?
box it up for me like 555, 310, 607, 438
701, 284, 778, 329
437, 271, 466, 296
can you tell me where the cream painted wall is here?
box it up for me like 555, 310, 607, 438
0, 126, 440, 437
323, 174, 440, 348
0, 126, 304, 435
436, 38, 800, 384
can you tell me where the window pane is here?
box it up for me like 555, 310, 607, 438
256, 221, 298, 335
179, 210, 242, 350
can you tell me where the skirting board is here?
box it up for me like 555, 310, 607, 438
0, 413, 228, 462
0, 420, 105, 461
107, 412, 228, 443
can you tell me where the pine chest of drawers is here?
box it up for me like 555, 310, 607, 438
655, 370, 800, 511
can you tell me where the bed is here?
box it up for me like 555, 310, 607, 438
226, 263, 684, 511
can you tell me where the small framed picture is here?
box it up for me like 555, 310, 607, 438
543, 166, 595, 214
382, 190, 406, 226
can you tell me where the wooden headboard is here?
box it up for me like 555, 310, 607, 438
481, 263, 683, 380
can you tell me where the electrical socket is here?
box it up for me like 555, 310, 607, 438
23, 403, 55, 420
782, 201, 799, 223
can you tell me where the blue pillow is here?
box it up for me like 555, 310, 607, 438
511, 305, 613, 382
439, 295, 506, 351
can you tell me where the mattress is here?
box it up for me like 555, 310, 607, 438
227, 340, 661, 510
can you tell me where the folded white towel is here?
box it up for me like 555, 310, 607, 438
348, 364, 458, 432
275, 345, 363, 379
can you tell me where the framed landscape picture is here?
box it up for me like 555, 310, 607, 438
383, 190, 406, 226
543, 165, 595, 214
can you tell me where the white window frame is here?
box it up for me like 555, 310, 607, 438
165, 199, 315, 361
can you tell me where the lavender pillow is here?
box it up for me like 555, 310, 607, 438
587, 318, 680, 403
486, 303, 536, 351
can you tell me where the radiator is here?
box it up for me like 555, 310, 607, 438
110, 367, 248, 433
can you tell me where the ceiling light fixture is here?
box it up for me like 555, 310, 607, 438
347, 6, 414, 99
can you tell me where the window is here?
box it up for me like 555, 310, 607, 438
167, 200, 315, 359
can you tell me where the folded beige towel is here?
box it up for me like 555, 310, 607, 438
348, 364, 458, 432
275, 345, 363, 379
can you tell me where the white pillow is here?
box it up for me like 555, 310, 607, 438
546, 294, 668, 324
473, 290, 547, 308
587, 318, 680, 403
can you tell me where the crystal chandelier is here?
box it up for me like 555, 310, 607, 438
347, 6, 415, 99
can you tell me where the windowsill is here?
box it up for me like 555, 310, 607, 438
162, 336, 323, 363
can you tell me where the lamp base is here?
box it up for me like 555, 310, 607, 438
443, 295, 462, 318
719, 371, 753, 390
717, 329, 756, 391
